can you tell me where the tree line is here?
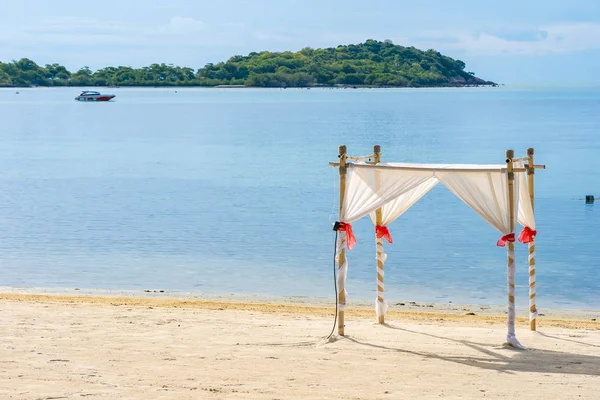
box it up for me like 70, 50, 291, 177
0, 40, 495, 88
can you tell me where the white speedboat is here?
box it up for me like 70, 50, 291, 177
75, 90, 115, 101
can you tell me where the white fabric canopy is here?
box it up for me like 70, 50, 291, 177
515, 160, 536, 231
436, 169, 516, 237
369, 177, 439, 226
366, 176, 439, 319
343, 162, 517, 238
342, 164, 434, 223
337, 161, 524, 347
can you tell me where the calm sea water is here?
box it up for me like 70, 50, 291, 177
0, 86, 599, 309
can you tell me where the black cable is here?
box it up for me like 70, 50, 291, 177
326, 229, 339, 340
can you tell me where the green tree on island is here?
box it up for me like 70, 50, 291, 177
0, 40, 496, 88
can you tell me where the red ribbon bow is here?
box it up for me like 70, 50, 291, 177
337, 222, 356, 250
497, 233, 515, 247
375, 225, 393, 244
518, 227, 537, 244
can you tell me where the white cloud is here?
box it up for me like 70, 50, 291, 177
0, 16, 243, 50
405, 23, 600, 56
0, 17, 140, 47
3, 12, 600, 72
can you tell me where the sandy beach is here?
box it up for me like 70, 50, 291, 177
1, 293, 599, 400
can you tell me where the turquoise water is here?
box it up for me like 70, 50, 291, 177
0, 86, 598, 309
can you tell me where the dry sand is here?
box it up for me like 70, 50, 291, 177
1, 293, 599, 399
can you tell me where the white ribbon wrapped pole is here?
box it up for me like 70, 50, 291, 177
375, 237, 388, 320
528, 240, 537, 326
506, 241, 522, 347
515, 159, 538, 331
335, 231, 348, 313
506, 151, 525, 349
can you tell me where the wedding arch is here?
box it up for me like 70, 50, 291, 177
329, 145, 544, 348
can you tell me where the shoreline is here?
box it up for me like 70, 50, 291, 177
1, 289, 598, 330
0, 83, 499, 89
1, 83, 501, 90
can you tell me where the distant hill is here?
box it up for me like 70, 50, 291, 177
0, 40, 496, 88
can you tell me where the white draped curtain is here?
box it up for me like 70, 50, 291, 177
367, 177, 440, 318
337, 161, 524, 347
368, 177, 440, 226
515, 160, 536, 233
342, 162, 516, 237
341, 165, 435, 223
436, 170, 515, 237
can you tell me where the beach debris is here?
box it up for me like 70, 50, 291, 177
466, 312, 476, 316
202, 388, 223, 393
585, 195, 595, 204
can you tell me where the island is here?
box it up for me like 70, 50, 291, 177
0, 39, 496, 88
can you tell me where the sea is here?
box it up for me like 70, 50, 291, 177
0, 86, 599, 310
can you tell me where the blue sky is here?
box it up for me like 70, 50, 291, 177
1, 0, 600, 84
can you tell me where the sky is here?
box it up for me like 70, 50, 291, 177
1, 0, 600, 84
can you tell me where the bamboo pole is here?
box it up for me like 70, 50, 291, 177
506, 150, 517, 342
527, 147, 538, 331
337, 145, 347, 336
373, 145, 385, 324
349, 163, 524, 173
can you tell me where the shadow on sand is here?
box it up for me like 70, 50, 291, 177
340, 323, 600, 376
